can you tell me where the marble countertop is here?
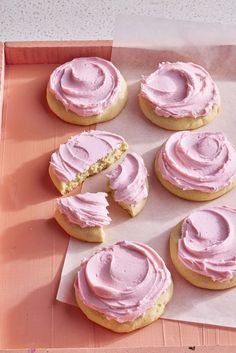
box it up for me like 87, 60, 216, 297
1, 0, 236, 41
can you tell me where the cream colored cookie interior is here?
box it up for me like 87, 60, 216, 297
75, 281, 173, 333
170, 221, 236, 290
139, 95, 219, 131
118, 197, 147, 217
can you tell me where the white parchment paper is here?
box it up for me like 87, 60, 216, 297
57, 16, 236, 327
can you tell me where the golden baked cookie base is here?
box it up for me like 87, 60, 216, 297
139, 95, 219, 131
107, 180, 149, 217
75, 282, 173, 333
54, 209, 105, 243
49, 141, 128, 195
46, 78, 128, 126
170, 221, 236, 290
118, 197, 147, 217
154, 153, 236, 201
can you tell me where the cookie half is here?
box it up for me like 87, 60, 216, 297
49, 130, 128, 195
106, 152, 148, 217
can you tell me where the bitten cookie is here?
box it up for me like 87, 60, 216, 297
106, 152, 148, 217
55, 192, 111, 243
75, 240, 173, 333
170, 206, 236, 290
47, 57, 128, 125
155, 131, 236, 201
139, 62, 220, 131
49, 130, 128, 195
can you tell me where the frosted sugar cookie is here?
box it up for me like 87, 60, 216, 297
155, 131, 236, 201
75, 241, 173, 332
170, 206, 236, 290
49, 130, 128, 194
139, 62, 220, 130
47, 57, 128, 125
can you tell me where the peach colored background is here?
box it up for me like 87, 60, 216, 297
0, 40, 236, 351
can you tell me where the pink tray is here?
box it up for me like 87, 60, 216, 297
0, 41, 236, 352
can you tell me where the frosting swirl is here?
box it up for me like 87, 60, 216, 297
75, 241, 171, 322
49, 57, 123, 116
106, 152, 148, 205
140, 62, 220, 118
50, 130, 126, 182
178, 206, 236, 282
57, 192, 111, 228
158, 131, 236, 192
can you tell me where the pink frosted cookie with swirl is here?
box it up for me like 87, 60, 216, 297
106, 152, 148, 217
170, 206, 236, 290
139, 62, 220, 131
55, 192, 111, 242
155, 131, 236, 201
49, 130, 128, 194
75, 240, 173, 332
47, 57, 128, 125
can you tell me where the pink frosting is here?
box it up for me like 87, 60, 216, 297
106, 152, 148, 205
158, 131, 236, 192
75, 241, 171, 322
50, 130, 125, 182
140, 62, 220, 118
49, 57, 123, 116
178, 206, 236, 282
57, 192, 111, 228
